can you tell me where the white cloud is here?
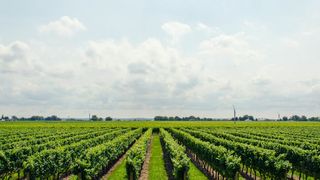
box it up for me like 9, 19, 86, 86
0, 41, 29, 62
196, 23, 209, 31
200, 33, 247, 49
1, 31, 318, 118
242, 20, 267, 32
195, 22, 220, 34
162, 21, 191, 43
2, 17, 320, 118
0, 41, 31, 75
39, 16, 86, 37
198, 33, 263, 65
0, 37, 213, 116
282, 38, 300, 48
251, 76, 271, 86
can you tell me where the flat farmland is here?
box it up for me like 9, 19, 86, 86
0, 121, 319, 180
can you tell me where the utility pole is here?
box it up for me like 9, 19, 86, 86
89, 113, 91, 121
278, 113, 280, 121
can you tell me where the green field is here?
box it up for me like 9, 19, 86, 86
149, 134, 167, 180
0, 121, 319, 180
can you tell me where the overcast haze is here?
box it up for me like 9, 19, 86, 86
1, 0, 320, 118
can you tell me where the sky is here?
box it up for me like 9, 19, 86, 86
1, 0, 320, 119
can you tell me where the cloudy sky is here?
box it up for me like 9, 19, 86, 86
1, 0, 320, 118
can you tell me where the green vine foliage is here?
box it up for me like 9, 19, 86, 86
160, 128, 189, 180
126, 128, 152, 180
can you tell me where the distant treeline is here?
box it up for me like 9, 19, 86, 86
1, 114, 319, 121
233, 115, 320, 121
155, 114, 320, 121
155, 115, 258, 121
154, 116, 220, 121
90, 115, 112, 121
280, 115, 320, 121
231, 115, 257, 121
154, 115, 257, 121
1, 115, 62, 121
0, 115, 113, 121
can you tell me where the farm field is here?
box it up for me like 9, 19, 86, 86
0, 121, 319, 180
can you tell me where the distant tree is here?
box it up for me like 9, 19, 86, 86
183, 116, 197, 121
282, 116, 288, 121
45, 115, 61, 121
301, 115, 307, 121
290, 115, 301, 121
11, 116, 18, 121
30, 116, 44, 121
20, 117, 26, 121
91, 115, 99, 121
90, 115, 104, 121
0, 115, 9, 120
238, 115, 255, 121
154, 116, 169, 121
105, 117, 112, 121
154, 116, 162, 121
309, 117, 320, 121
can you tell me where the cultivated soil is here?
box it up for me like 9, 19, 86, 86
139, 135, 153, 180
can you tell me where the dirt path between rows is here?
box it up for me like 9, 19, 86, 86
139, 135, 153, 180
186, 150, 216, 179
100, 151, 127, 180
